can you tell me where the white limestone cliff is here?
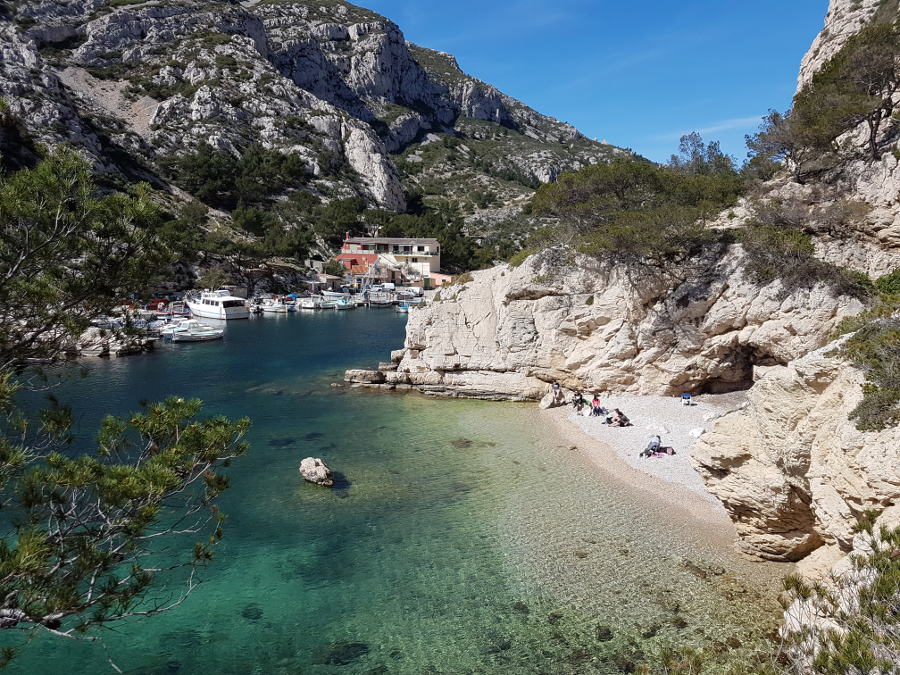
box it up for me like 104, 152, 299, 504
691, 341, 900, 562
347, 248, 864, 399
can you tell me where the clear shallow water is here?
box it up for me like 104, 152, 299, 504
7, 310, 783, 674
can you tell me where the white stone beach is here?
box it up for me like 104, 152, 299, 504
543, 393, 749, 520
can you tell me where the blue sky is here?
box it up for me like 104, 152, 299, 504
358, 0, 826, 163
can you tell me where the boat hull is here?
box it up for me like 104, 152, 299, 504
187, 301, 249, 320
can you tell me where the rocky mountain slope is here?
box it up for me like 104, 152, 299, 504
0, 0, 626, 218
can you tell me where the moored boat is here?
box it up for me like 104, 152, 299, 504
261, 299, 289, 313
164, 320, 225, 342
186, 290, 249, 320
333, 297, 355, 310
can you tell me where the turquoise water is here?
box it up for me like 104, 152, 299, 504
7, 310, 783, 673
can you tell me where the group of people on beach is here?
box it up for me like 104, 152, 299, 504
569, 390, 632, 427
553, 382, 678, 460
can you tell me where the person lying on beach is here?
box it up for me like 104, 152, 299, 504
640, 435, 661, 458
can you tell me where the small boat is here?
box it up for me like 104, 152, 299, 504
164, 320, 224, 342
297, 296, 318, 310
321, 290, 347, 300
333, 297, 355, 311
261, 299, 289, 313
395, 302, 410, 313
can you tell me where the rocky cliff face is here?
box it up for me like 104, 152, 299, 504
789, 0, 900, 277
347, 248, 863, 399
798, 0, 898, 91
691, 341, 900, 562
1, 0, 625, 213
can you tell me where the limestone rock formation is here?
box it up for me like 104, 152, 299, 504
1, 0, 625, 214
346, 249, 863, 400
691, 341, 900, 562
786, 0, 900, 277
797, 0, 896, 91
299, 457, 334, 487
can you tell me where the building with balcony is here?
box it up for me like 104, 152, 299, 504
336, 236, 442, 284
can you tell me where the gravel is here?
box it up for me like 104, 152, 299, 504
567, 392, 747, 505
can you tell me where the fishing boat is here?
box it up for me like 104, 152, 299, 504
261, 299, 289, 313
186, 290, 249, 320
163, 320, 224, 342
367, 293, 394, 307
297, 296, 318, 310
333, 297, 355, 311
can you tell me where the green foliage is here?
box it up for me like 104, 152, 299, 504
232, 206, 277, 237
745, 109, 816, 181
0, 153, 250, 647
508, 247, 537, 267
792, 21, 900, 161
531, 155, 742, 269
739, 226, 871, 299
314, 197, 366, 248
0, 395, 249, 637
840, 301, 900, 431
874, 267, 900, 296
164, 143, 310, 210
323, 259, 345, 277
669, 132, 736, 175
783, 526, 900, 673
0, 149, 174, 368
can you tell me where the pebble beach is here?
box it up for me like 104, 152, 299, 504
543, 392, 749, 521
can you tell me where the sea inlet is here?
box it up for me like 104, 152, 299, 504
9, 309, 786, 673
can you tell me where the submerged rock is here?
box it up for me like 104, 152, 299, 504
240, 604, 263, 621
299, 457, 334, 487
595, 625, 614, 642
312, 641, 369, 666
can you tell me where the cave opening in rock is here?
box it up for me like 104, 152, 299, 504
695, 346, 786, 395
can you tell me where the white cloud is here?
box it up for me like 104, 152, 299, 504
649, 115, 763, 142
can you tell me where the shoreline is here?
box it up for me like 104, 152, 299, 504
538, 393, 748, 533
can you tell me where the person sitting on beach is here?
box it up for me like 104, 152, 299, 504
640, 435, 662, 458
609, 409, 631, 427
572, 391, 585, 411
551, 382, 564, 405
590, 394, 604, 417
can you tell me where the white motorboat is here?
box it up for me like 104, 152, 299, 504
321, 290, 347, 300
187, 290, 249, 320
298, 296, 326, 309
164, 320, 224, 342
261, 299, 289, 313
333, 297, 355, 310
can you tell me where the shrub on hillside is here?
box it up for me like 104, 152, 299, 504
530, 155, 742, 269
164, 143, 310, 210
738, 226, 871, 299
781, 524, 900, 672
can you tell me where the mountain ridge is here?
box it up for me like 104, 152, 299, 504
1, 0, 629, 220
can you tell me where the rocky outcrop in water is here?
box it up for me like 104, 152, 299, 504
299, 457, 334, 487
346, 248, 863, 399
691, 341, 900, 562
